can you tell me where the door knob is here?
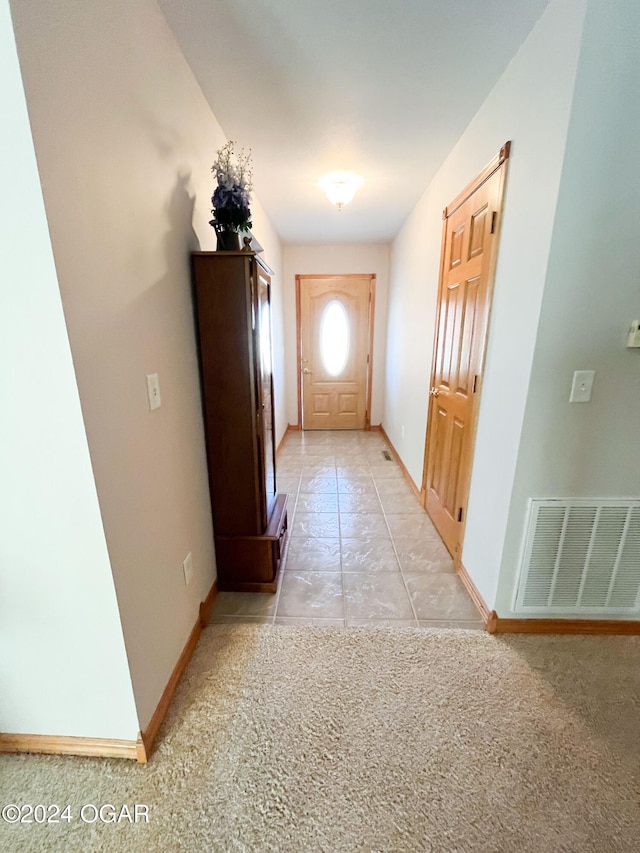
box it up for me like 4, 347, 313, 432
429, 387, 440, 397
303, 368, 312, 374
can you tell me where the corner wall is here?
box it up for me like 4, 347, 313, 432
282, 243, 390, 428
384, 0, 587, 607
495, 0, 640, 616
0, 0, 138, 739
9, 0, 283, 730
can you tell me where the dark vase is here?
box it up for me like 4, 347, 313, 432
214, 225, 241, 252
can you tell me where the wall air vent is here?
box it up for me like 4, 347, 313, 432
515, 499, 640, 615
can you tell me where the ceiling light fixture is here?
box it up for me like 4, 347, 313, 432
319, 171, 360, 211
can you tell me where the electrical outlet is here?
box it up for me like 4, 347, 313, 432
182, 552, 193, 586
569, 370, 595, 403
146, 373, 162, 411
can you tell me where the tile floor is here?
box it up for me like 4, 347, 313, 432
209, 429, 484, 629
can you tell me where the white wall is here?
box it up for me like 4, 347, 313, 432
0, 0, 139, 739
251, 208, 286, 448
384, 0, 587, 606
282, 243, 390, 428
10, 0, 283, 730
495, 0, 640, 616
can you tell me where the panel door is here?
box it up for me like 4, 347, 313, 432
299, 276, 372, 430
423, 162, 506, 557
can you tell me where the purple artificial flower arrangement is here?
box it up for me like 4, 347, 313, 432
209, 141, 253, 233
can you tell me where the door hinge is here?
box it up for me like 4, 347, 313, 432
457, 507, 464, 523
490, 211, 498, 234
472, 374, 479, 393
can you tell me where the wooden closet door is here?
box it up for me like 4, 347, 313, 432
423, 147, 509, 558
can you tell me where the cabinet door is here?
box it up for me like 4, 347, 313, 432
255, 264, 276, 517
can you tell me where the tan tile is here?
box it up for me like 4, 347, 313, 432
337, 478, 378, 495
417, 620, 485, 630
343, 573, 414, 620
369, 464, 404, 480
335, 454, 369, 465
278, 572, 344, 618
337, 472, 374, 484
301, 464, 337, 477
292, 512, 340, 538
379, 493, 425, 514
341, 538, 400, 572
296, 493, 339, 513
404, 573, 479, 621
277, 477, 301, 494
387, 514, 441, 539
284, 538, 341, 572
340, 512, 390, 539
300, 474, 337, 493
210, 591, 278, 618
375, 479, 414, 496
338, 492, 383, 513
275, 617, 345, 626
346, 618, 417, 628
336, 464, 372, 476
393, 536, 454, 573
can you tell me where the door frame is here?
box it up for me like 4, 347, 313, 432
420, 141, 511, 561
295, 274, 376, 430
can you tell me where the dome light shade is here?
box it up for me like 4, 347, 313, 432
319, 171, 360, 210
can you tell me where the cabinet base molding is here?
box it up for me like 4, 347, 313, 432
215, 493, 288, 593
0, 733, 144, 761
457, 562, 640, 635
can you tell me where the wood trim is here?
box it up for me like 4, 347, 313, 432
295, 274, 376, 431
366, 278, 376, 430
377, 425, 421, 501
199, 579, 219, 628
421, 195, 451, 502
0, 733, 142, 761
295, 276, 303, 428
140, 580, 217, 760
444, 141, 511, 219
421, 146, 510, 562
457, 562, 492, 627
451, 565, 640, 635
488, 615, 640, 635
0, 582, 219, 764
276, 424, 300, 456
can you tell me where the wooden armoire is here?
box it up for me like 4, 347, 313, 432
191, 251, 287, 593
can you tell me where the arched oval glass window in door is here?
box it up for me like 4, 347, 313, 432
319, 300, 350, 376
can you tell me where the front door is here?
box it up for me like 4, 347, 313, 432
422, 144, 510, 558
297, 275, 374, 430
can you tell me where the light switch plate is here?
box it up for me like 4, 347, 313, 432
146, 373, 161, 411
569, 370, 595, 403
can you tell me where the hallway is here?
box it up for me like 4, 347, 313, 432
209, 430, 482, 627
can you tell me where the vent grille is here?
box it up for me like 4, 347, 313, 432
381, 450, 392, 461
515, 500, 640, 614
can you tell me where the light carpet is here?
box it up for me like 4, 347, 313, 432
1, 625, 639, 852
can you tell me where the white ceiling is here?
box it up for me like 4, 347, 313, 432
159, 0, 550, 244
